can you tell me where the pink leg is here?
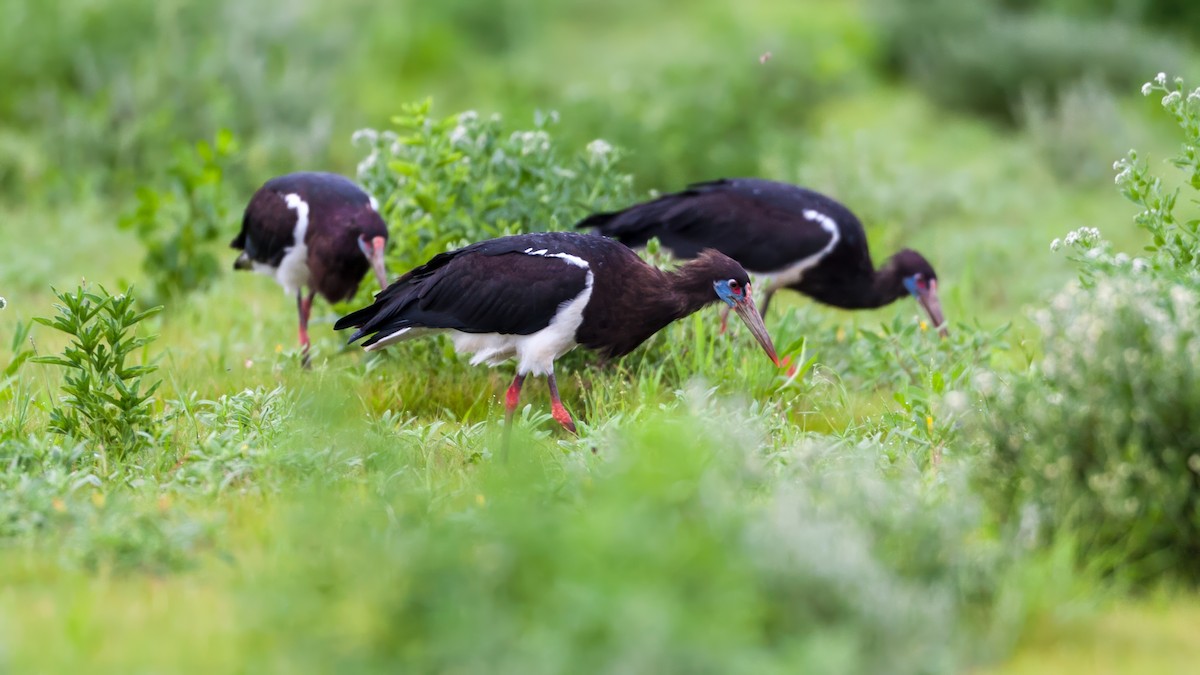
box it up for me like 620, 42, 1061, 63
718, 305, 732, 334
297, 291, 314, 366
547, 373, 577, 434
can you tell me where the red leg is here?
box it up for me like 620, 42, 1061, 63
504, 373, 526, 428
297, 291, 314, 366
547, 373, 577, 434
501, 373, 526, 459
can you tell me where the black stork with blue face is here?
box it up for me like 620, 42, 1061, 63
231, 172, 390, 362
334, 231, 779, 441
578, 178, 947, 336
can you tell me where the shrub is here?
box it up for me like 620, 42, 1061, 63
32, 285, 163, 458
0, 0, 339, 200
873, 0, 1188, 123
240, 396, 995, 674
982, 75, 1200, 584
981, 273, 1200, 583
352, 100, 634, 285
119, 130, 239, 307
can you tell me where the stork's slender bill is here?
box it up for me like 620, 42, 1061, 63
578, 178, 948, 336
231, 171, 390, 364
334, 232, 779, 450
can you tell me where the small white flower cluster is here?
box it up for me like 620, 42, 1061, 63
1142, 72, 1169, 96
351, 128, 379, 146
1052, 227, 1102, 251
586, 139, 613, 161
0, 296, 6, 310
1163, 90, 1182, 107
511, 130, 551, 156
449, 111, 480, 147
1111, 153, 1140, 185
1188, 88, 1200, 105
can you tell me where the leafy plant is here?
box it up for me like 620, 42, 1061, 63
32, 285, 163, 457
352, 100, 634, 281
980, 273, 1200, 584
1111, 72, 1200, 272
119, 130, 239, 306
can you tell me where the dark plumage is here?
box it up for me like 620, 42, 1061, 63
231, 172, 391, 361
335, 232, 779, 443
578, 178, 947, 335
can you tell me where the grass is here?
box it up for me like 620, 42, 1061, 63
3, 0, 1200, 672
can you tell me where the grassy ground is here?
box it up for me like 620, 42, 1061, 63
3, 0, 1198, 672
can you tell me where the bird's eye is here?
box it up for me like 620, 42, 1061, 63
728, 279, 740, 293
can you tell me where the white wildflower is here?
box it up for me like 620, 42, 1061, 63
458, 110, 479, 124
942, 390, 968, 414
586, 139, 613, 160
0, 296, 6, 310
449, 124, 469, 146
1063, 226, 1101, 247
1112, 159, 1123, 171
1132, 258, 1149, 273
1050, 238, 1062, 252
1114, 168, 1131, 184
1188, 88, 1200, 104
1155, 72, 1167, 85
351, 128, 379, 146
1141, 82, 1153, 96
1163, 91, 1182, 106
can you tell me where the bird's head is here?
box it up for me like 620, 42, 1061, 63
889, 249, 947, 337
693, 252, 778, 365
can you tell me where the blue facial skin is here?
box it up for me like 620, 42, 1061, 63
714, 279, 743, 307
903, 275, 920, 297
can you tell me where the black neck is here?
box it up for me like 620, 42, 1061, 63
800, 256, 909, 310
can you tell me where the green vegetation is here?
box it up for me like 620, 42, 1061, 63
3, 0, 1200, 672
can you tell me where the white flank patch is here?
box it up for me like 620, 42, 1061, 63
449, 269, 593, 376
760, 209, 841, 291
274, 193, 312, 296
365, 251, 594, 375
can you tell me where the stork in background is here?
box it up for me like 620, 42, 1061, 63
578, 178, 947, 336
231, 172, 391, 364
334, 231, 779, 449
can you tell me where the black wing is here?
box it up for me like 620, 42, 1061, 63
578, 178, 870, 274
231, 185, 300, 266
335, 237, 590, 348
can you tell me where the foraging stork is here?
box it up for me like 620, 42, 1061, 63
578, 178, 947, 336
334, 231, 779, 440
231, 172, 390, 361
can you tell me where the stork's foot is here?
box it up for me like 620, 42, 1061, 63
547, 373, 577, 435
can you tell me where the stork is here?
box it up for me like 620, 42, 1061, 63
578, 178, 947, 336
231, 172, 390, 363
334, 231, 778, 445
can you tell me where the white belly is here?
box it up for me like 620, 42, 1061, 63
364, 271, 594, 377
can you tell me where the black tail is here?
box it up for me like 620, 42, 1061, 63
574, 201, 674, 249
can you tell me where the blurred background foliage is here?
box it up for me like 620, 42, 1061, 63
4, 0, 1200, 672
3, 0, 1193, 203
